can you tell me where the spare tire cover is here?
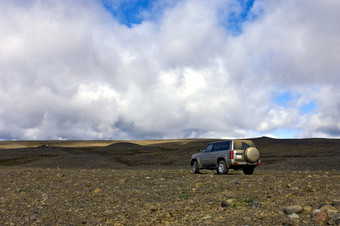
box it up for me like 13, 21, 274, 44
245, 147, 260, 163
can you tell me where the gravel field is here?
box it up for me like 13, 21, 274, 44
0, 138, 340, 225
1, 167, 339, 225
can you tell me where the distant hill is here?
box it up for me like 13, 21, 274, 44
0, 137, 339, 170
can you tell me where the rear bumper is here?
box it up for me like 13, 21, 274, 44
230, 159, 261, 166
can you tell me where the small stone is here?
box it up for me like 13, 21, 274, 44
29, 212, 38, 221
327, 210, 339, 218
243, 216, 251, 222
93, 188, 101, 193
332, 200, 340, 208
104, 210, 113, 215
320, 204, 337, 211
311, 209, 328, 223
150, 205, 158, 211
288, 213, 299, 219
184, 206, 191, 211
327, 214, 340, 225
203, 215, 212, 220
221, 199, 233, 208
303, 206, 312, 213
284, 205, 303, 214
250, 200, 262, 209
42, 193, 48, 202
282, 218, 299, 225
319, 204, 338, 217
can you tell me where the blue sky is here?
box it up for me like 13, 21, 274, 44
102, 0, 155, 27
1, 0, 340, 140
103, 0, 257, 33
274, 91, 316, 113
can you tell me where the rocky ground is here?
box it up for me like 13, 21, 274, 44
0, 138, 339, 225
0, 168, 339, 225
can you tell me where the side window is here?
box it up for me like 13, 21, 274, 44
222, 141, 230, 150
212, 142, 230, 152
211, 143, 219, 152
205, 144, 213, 152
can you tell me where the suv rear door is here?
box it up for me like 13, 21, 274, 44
233, 140, 255, 162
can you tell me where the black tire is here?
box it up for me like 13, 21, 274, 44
243, 167, 255, 175
192, 161, 200, 174
217, 160, 228, 174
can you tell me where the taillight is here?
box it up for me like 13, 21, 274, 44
229, 150, 234, 159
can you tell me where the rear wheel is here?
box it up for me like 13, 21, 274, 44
243, 167, 255, 175
192, 161, 200, 174
217, 160, 228, 174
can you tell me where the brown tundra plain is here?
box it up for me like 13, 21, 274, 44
0, 137, 339, 225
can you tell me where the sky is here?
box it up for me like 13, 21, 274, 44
1, 0, 340, 140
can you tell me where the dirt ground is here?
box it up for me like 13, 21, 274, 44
0, 137, 339, 225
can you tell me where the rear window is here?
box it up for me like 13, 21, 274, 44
233, 140, 254, 150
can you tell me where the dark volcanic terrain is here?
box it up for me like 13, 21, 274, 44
0, 137, 339, 225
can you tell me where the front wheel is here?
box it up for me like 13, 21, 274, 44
192, 161, 200, 174
217, 160, 228, 174
243, 167, 255, 175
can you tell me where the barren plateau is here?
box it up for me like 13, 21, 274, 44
0, 137, 339, 225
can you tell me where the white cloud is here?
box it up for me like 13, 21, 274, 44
1, 0, 340, 139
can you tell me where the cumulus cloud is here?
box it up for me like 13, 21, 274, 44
0, 0, 340, 139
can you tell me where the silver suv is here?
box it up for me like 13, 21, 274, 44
191, 140, 260, 175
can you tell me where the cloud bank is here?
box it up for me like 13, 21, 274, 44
1, 0, 340, 140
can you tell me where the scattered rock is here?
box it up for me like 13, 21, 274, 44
311, 209, 328, 223
0, 167, 339, 225
184, 206, 191, 211
221, 199, 234, 208
327, 210, 339, 218
288, 213, 299, 219
303, 206, 312, 213
93, 188, 101, 193
103, 210, 113, 215
284, 205, 303, 214
282, 218, 299, 225
203, 215, 212, 220
42, 193, 48, 202
250, 200, 262, 209
327, 214, 340, 225
320, 204, 339, 217
332, 200, 340, 208
320, 204, 337, 212
29, 212, 38, 221
243, 216, 251, 222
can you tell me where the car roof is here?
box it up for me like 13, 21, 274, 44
209, 140, 231, 144
209, 139, 254, 144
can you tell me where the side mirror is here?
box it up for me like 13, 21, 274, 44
200, 149, 204, 153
